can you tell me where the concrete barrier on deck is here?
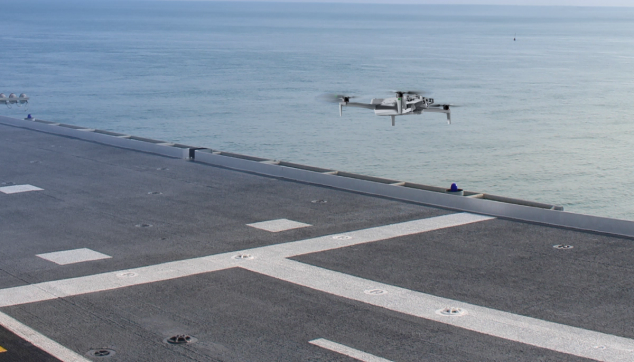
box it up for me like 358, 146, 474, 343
1, 115, 633, 238
194, 149, 634, 239
0, 116, 194, 159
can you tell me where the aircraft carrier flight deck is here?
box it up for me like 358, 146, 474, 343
1, 115, 634, 362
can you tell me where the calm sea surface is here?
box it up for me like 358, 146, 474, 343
2, 1, 634, 220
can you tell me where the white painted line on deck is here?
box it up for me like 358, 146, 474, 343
0, 253, 236, 307
310, 338, 393, 362
0, 213, 486, 307
243, 258, 634, 362
0, 311, 91, 362
3, 211, 634, 360
6, 212, 634, 360
26, 213, 632, 360
247, 218, 312, 232
0, 184, 43, 194
245, 212, 494, 258
36, 248, 112, 265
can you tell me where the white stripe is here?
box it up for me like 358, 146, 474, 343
0, 311, 91, 362
4, 211, 633, 360
310, 338, 393, 362
0, 254, 236, 307
36, 248, 112, 265
0, 184, 43, 194
0, 213, 489, 307
245, 213, 494, 258
244, 259, 634, 362
0, 213, 500, 361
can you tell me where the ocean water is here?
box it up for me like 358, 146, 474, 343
2, 1, 634, 220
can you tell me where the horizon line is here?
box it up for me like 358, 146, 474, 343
144, 0, 634, 7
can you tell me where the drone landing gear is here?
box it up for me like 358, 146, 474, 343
391, 115, 395, 126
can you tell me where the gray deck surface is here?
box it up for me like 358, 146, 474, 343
0, 122, 632, 361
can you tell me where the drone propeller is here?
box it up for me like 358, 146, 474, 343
318, 93, 357, 104
319, 93, 360, 117
389, 90, 430, 96
429, 104, 459, 110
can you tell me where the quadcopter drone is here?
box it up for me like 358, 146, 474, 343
324, 91, 453, 126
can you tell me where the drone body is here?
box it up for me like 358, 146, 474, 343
335, 91, 452, 126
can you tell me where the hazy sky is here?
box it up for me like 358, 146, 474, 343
215, 0, 634, 6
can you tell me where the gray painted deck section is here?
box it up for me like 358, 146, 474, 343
0, 116, 632, 361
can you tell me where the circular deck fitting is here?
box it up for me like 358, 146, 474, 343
147, 191, 162, 195
364, 289, 388, 295
553, 244, 574, 250
232, 254, 254, 260
436, 307, 467, 317
116, 272, 138, 278
164, 335, 197, 345
135, 223, 153, 228
86, 348, 116, 358
311, 199, 327, 204
332, 235, 352, 240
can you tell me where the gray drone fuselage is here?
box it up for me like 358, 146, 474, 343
339, 94, 451, 126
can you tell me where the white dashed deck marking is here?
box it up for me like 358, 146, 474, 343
0, 184, 43, 194
247, 218, 311, 232
4, 213, 634, 361
36, 248, 112, 265
310, 338, 393, 362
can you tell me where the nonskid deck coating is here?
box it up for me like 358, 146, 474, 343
3, 269, 594, 362
0, 122, 633, 361
0, 123, 450, 288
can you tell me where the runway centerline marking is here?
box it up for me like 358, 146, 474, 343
310, 338, 393, 362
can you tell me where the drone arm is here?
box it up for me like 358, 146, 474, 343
425, 106, 451, 124
345, 102, 375, 110
339, 101, 375, 117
